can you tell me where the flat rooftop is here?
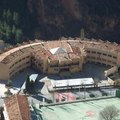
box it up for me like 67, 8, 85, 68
33, 97, 120, 120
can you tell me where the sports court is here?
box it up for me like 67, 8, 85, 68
33, 97, 120, 120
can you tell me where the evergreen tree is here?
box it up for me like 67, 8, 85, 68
2, 9, 6, 20
13, 12, 19, 25
15, 29, 23, 43
12, 25, 16, 34
30, 80, 34, 89
6, 9, 12, 22
0, 21, 3, 39
25, 75, 30, 92
80, 28, 85, 40
0, 21, 3, 31
0, 9, 23, 44
6, 25, 11, 40
3, 22, 7, 32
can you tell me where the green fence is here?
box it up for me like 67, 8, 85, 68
116, 89, 120, 98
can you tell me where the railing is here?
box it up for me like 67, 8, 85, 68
39, 96, 116, 107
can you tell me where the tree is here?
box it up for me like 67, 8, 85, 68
30, 80, 34, 88
12, 25, 16, 34
5, 80, 13, 88
3, 22, 7, 33
15, 29, 23, 43
5, 80, 13, 97
4, 89, 13, 97
13, 12, 19, 25
80, 28, 85, 40
0, 9, 23, 44
6, 9, 12, 22
0, 106, 4, 120
6, 25, 11, 40
99, 105, 119, 120
25, 75, 30, 92
2, 9, 7, 19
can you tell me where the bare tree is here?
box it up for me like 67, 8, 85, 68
99, 105, 119, 120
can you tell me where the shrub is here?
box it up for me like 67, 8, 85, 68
4, 89, 13, 97
102, 92, 108, 96
23, 89, 27, 94
5, 80, 12, 88
89, 93, 95, 98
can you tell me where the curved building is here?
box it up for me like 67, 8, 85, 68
0, 38, 120, 80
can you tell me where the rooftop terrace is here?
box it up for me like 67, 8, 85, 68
0, 42, 42, 64
0, 38, 120, 64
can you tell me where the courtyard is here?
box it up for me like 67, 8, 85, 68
0, 62, 113, 101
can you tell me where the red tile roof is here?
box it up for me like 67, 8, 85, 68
4, 95, 31, 120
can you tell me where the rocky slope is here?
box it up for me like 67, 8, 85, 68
0, 0, 120, 42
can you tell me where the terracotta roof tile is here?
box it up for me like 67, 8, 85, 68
4, 95, 31, 120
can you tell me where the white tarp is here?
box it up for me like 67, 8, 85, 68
50, 78, 94, 88
50, 47, 67, 55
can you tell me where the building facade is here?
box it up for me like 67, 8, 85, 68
0, 38, 120, 80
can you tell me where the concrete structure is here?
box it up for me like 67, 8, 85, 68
105, 66, 118, 77
0, 38, 120, 80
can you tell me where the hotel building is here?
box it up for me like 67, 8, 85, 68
0, 38, 120, 80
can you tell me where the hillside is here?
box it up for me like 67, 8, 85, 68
0, 0, 120, 43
